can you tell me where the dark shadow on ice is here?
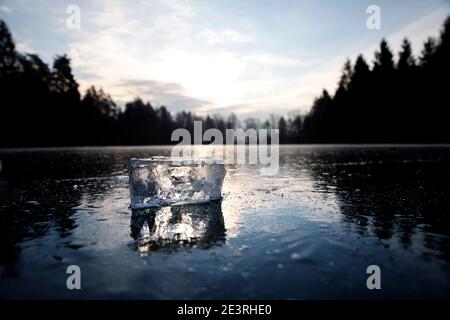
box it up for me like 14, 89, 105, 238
130, 202, 225, 254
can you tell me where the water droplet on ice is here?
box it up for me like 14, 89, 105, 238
290, 252, 301, 260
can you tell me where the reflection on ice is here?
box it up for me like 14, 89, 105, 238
130, 202, 225, 255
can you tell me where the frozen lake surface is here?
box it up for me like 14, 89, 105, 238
0, 145, 449, 299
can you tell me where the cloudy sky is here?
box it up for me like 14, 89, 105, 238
1, 0, 449, 118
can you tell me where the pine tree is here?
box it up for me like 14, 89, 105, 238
397, 39, 415, 71
374, 39, 394, 72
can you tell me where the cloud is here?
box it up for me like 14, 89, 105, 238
241, 53, 309, 67
197, 29, 253, 44
161, 0, 194, 18
62, 0, 364, 119
62, 0, 323, 118
116, 79, 212, 112
0, 5, 11, 13
16, 42, 35, 53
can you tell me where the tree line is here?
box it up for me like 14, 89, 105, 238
0, 17, 449, 147
303, 16, 450, 143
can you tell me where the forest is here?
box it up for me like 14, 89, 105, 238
0, 16, 449, 147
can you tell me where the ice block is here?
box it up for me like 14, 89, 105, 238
129, 157, 226, 208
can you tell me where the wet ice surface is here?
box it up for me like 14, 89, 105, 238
0, 145, 450, 299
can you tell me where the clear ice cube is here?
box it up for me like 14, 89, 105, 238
129, 157, 226, 208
